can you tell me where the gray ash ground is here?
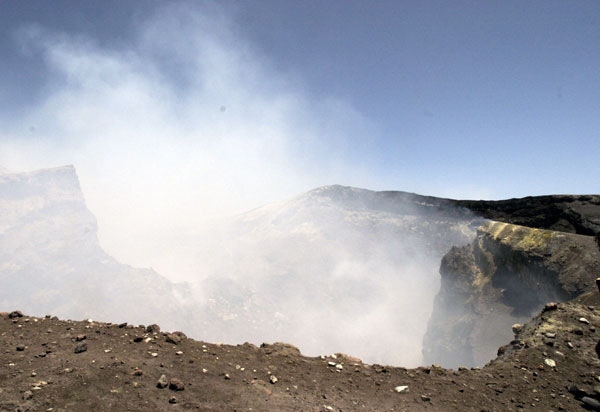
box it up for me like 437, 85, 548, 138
2, 302, 600, 412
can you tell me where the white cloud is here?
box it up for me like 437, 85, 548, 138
0, 2, 378, 278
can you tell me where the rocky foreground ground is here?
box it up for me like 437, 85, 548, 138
2, 301, 600, 412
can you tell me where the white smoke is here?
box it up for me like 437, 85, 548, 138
0, 3, 484, 367
0, 2, 378, 280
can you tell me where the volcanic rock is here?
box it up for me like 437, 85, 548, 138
9, 311, 23, 319
168, 378, 185, 391
424, 221, 600, 368
156, 375, 168, 389
73, 342, 87, 354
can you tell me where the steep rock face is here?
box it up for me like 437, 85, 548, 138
455, 195, 600, 236
0, 166, 191, 330
423, 221, 600, 368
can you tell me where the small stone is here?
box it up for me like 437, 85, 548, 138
224, 373, 231, 380
421, 395, 431, 401
74, 342, 87, 354
327, 362, 336, 367
579, 318, 590, 325
156, 374, 168, 389
146, 324, 160, 333
131, 369, 143, 376
269, 375, 278, 384
582, 396, 600, 410
133, 336, 143, 343
23, 390, 33, 400
175, 351, 183, 356
512, 323, 524, 334
545, 332, 556, 338
166, 334, 182, 345
394, 385, 409, 393
544, 358, 556, 368
16, 345, 25, 351
76, 335, 86, 342
118, 322, 127, 328
335, 364, 343, 370
543, 302, 558, 312
166, 332, 187, 345
169, 396, 177, 404
567, 342, 574, 349
169, 378, 185, 391
9, 311, 23, 319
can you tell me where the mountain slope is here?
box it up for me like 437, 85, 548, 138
190, 185, 486, 366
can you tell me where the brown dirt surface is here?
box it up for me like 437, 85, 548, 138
2, 303, 600, 412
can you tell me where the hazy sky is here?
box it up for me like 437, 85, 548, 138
0, 1, 598, 272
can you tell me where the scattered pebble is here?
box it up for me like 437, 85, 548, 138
269, 375, 278, 384
394, 385, 409, 393
544, 358, 556, 368
9, 311, 23, 319
74, 342, 87, 354
156, 375, 168, 389
169, 378, 185, 391
579, 318, 590, 325
582, 396, 600, 410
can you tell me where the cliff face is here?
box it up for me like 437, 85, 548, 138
423, 221, 600, 368
0, 166, 190, 330
455, 195, 600, 236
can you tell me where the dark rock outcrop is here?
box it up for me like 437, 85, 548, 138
454, 195, 600, 236
424, 221, 600, 368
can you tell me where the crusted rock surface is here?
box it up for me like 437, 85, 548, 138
424, 221, 600, 368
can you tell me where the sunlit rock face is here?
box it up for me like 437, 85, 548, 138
0, 166, 189, 330
191, 185, 485, 366
423, 221, 600, 368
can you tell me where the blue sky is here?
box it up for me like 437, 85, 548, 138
1, 0, 598, 199
0, 1, 599, 271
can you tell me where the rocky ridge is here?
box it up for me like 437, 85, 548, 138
2, 301, 600, 411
